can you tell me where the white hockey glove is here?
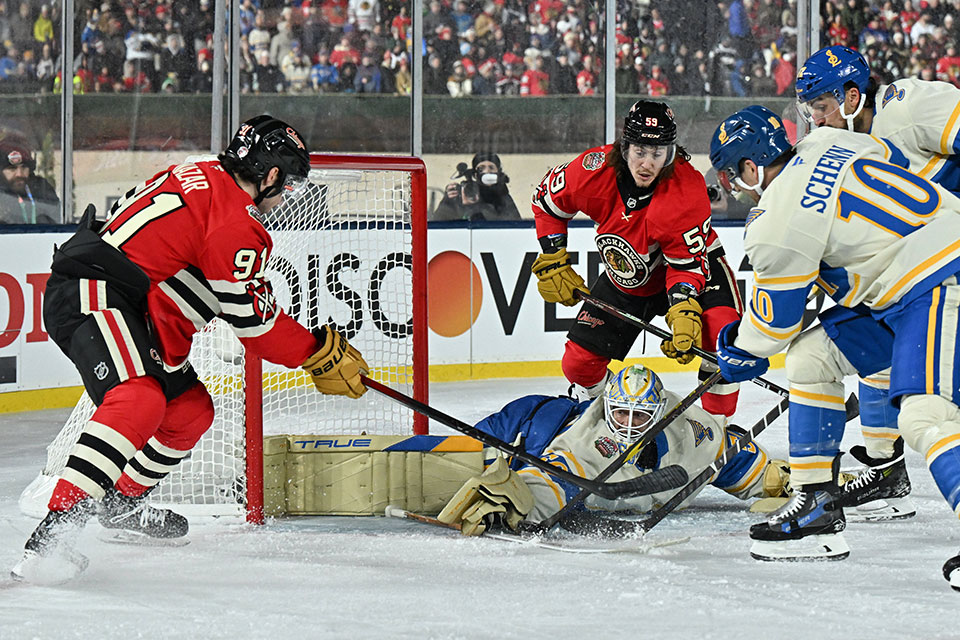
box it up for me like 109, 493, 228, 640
437, 457, 534, 536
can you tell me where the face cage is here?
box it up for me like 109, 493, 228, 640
622, 142, 676, 168
604, 397, 666, 444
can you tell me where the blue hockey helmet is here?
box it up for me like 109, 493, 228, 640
604, 365, 666, 444
709, 105, 791, 198
795, 46, 870, 128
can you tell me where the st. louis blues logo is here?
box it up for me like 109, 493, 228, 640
688, 419, 714, 446
881, 83, 905, 108
246, 281, 277, 321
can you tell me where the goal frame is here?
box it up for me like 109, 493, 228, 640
244, 153, 429, 523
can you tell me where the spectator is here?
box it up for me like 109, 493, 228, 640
311, 50, 340, 92
647, 64, 670, 96
248, 10, 271, 53
431, 152, 521, 221
520, 52, 549, 96
446, 60, 472, 96
772, 51, 796, 95
94, 65, 115, 93
269, 20, 295, 67
576, 54, 597, 95
35, 42, 54, 87
424, 0, 455, 38
330, 35, 360, 68
747, 61, 777, 95
253, 48, 284, 93
339, 59, 358, 92
32, 3, 54, 49
394, 56, 411, 95
911, 11, 938, 43
379, 51, 397, 93
281, 41, 312, 93
451, 0, 473, 35
0, 45, 20, 80
496, 62, 521, 95
354, 52, 381, 93
424, 53, 448, 94
937, 44, 960, 87
349, 0, 379, 33
472, 59, 497, 95
550, 51, 578, 94
160, 34, 193, 91
8, 1, 31, 50
0, 138, 59, 224
391, 6, 412, 40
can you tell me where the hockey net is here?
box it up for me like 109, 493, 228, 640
20, 154, 428, 521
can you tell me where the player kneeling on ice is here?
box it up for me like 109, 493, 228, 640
11, 115, 368, 584
709, 106, 960, 579
437, 365, 791, 535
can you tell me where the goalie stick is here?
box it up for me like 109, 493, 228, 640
558, 396, 791, 537
526, 370, 723, 534
384, 506, 690, 554
573, 290, 860, 422
361, 376, 688, 500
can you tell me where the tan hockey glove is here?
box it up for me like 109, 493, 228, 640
531, 248, 589, 306
437, 457, 534, 536
301, 325, 369, 399
663, 287, 702, 362
749, 459, 792, 513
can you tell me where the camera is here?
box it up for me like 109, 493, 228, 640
452, 162, 479, 201
706, 184, 723, 202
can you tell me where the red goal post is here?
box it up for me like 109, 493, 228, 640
244, 153, 430, 523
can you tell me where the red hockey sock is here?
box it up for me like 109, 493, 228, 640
114, 474, 151, 497
47, 478, 91, 512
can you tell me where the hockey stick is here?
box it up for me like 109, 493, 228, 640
360, 376, 688, 500
559, 396, 790, 537
526, 370, 724, 534
573, 290, 860, 422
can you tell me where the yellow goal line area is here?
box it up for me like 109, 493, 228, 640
0, 356, 785, 414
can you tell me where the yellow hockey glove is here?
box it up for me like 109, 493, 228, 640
664, 294, 702, 357
531, 248, 589, 306
301, 325, 369, 399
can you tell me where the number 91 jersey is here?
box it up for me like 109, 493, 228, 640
531, 144, 720, 297
98, 160, 316, 371
738, 126, 960, 358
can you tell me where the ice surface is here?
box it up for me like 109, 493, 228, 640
1, 371, 958, 639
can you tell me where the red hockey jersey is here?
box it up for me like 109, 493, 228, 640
532, 145, 720, 297
99, 160, 316, 370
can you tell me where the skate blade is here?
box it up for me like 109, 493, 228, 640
846, 497, 916, 522
749, 533, 850, 562
97, 529, 190, 547
10, 549, 89, 585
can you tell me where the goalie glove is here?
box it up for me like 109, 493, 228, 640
531, 248, 589, 307
437, 457, 534, 536
301, 325, 369, 399
661, 283, 702, 363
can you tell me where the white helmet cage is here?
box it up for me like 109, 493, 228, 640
603, 365, 667, 444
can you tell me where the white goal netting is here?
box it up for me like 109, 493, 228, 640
22, 159, 425, 517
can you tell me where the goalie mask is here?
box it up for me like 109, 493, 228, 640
603, 365, 667, 444
219, 115, 311, 206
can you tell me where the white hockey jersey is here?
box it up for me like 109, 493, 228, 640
869, 77, 960, 193
737, 126, 960, 358
517, 390, 769, 521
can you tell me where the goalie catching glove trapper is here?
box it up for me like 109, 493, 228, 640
301, 325, 369, 398
437, 457, 534, 536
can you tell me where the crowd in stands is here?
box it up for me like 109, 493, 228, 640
1, 0, 960, 97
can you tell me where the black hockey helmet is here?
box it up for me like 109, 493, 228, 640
219, 114, 310, 205
621, 100, 678, 147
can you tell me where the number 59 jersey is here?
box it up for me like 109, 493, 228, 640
98, 160, 316, 371
738, 126, 960, 358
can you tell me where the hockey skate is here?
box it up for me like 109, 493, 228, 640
97, 489, 190, 546
749, 483, 849, 562
839, 439, 916, 522
11, 501, 95, 585
943, 553, 960, 592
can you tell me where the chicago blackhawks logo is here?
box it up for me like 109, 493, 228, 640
246, 281, 277, 322
595, 234, 650, 289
